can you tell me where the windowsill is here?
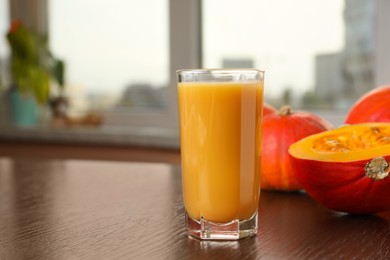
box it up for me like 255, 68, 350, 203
0, 109, 347, 150
0, 123, 180, 149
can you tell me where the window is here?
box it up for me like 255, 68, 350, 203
1, 0, 389, 144
49, 0, 169, 115
202, 0, 390, 126
2, 1, 201, 133
203, 0, 345, 110
47, 0, 201, 131
0, 0, 201, 147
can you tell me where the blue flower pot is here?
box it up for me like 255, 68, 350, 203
9, 89, 38, 126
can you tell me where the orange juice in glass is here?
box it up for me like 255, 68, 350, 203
177, 69, 264, 240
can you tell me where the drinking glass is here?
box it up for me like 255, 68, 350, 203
177, 69, 265, 240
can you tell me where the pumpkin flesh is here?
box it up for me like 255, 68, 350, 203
290, 124, 390, 162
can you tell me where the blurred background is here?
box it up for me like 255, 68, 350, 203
0, 0, 389, 147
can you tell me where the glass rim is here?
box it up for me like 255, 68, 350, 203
176, 68, 265, 76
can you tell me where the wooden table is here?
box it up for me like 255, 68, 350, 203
0, 156, 389, 259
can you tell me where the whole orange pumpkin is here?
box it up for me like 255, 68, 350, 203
345, 85, 390, 123
261, 106, 333, 191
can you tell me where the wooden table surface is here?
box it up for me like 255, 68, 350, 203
0, 156, 389, 259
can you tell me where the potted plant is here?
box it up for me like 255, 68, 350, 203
6, 20, 64, 126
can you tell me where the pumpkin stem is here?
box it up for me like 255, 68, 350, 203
279, 105, 292, 116
365, 157, 389, 180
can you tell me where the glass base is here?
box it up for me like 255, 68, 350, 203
186, 212, 258, 241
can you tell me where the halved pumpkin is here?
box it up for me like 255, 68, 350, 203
289, 123, 390, 214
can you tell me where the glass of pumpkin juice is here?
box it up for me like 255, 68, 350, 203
177, 69, 264, 240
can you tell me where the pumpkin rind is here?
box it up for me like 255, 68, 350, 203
289, 123, 390, 214
291, 156, 390, 214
